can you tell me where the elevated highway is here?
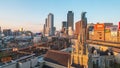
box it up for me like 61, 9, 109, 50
87, 40, 120, 48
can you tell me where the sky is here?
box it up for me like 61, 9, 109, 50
0, 0, 120, 32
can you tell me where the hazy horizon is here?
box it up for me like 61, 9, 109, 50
0, 0, 120, 32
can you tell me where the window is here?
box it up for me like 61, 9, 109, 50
109, 60, 113, 67
96, 60, 99, 68
99, 37, 102, 39
99, 34, 102, 36
97, 32, 102, 33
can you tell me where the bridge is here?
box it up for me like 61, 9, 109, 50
87, 40, 120, 48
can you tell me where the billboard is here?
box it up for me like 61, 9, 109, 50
105, 26, 110, 33
110, 26, 118, 31
94, 24, 104, 31
110, 26, 118, 37
89, 31, 94, 35
119, 22, 120, 30
111, 32, 117, 37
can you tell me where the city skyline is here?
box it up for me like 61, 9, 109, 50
0, 0, 120, 32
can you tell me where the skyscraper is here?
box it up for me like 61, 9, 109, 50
61, 21, 67, 33
75, 21, 81, 35
62, 21, 67, 29
45, 18, 48, 27
48, 13, 54, 36
67, 11, 74, 30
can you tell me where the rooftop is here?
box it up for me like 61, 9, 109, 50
44, 50, 71, 67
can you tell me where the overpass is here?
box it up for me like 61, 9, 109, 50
86, 40, 120, 48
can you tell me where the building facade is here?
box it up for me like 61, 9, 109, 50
88, 23, 120, 42
61, 21, 67, 34
48, 13, 54, 36
0, 27, 1, 34
43, 24, 46, 36
67, 11, 74, 32
44, 13, 55, 36
45, 18, 50, 36
75, 21, 81, 36
62, 21, 67, 29
3, 29, 12, 36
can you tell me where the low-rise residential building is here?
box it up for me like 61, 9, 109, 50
88, 47, 114, 68
88, 23, 120, 42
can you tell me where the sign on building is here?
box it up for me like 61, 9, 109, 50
110, 26, 118, 37
118, 22, 120, 30
94, 24, 104, 31
111, 32, 117, 37
105, 26, 110, 33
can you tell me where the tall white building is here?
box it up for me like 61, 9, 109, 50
48, 13, 54, 36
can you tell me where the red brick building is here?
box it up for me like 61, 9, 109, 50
75, 21, 81, 36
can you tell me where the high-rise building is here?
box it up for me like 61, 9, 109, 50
61, 21, 67, 33
62, 21, 67, 29
75, 21, 81, 35
48, 13, 54, 36
53, 27, 56, 33
67, 11, 74, 31
43, 24, 45, 36
45, 18, 48, 27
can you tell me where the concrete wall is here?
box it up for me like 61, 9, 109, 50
72, 54, 88, 67
45, 61, 66, 68
93, 31, 105, 41
88, 28, 120, 42
2, 63, 16, 68
114, 52, 120, 64
105, 32, 118, 42
90, 55, 114, 68
31, 57, 38, 67
18, 61, 31, 68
